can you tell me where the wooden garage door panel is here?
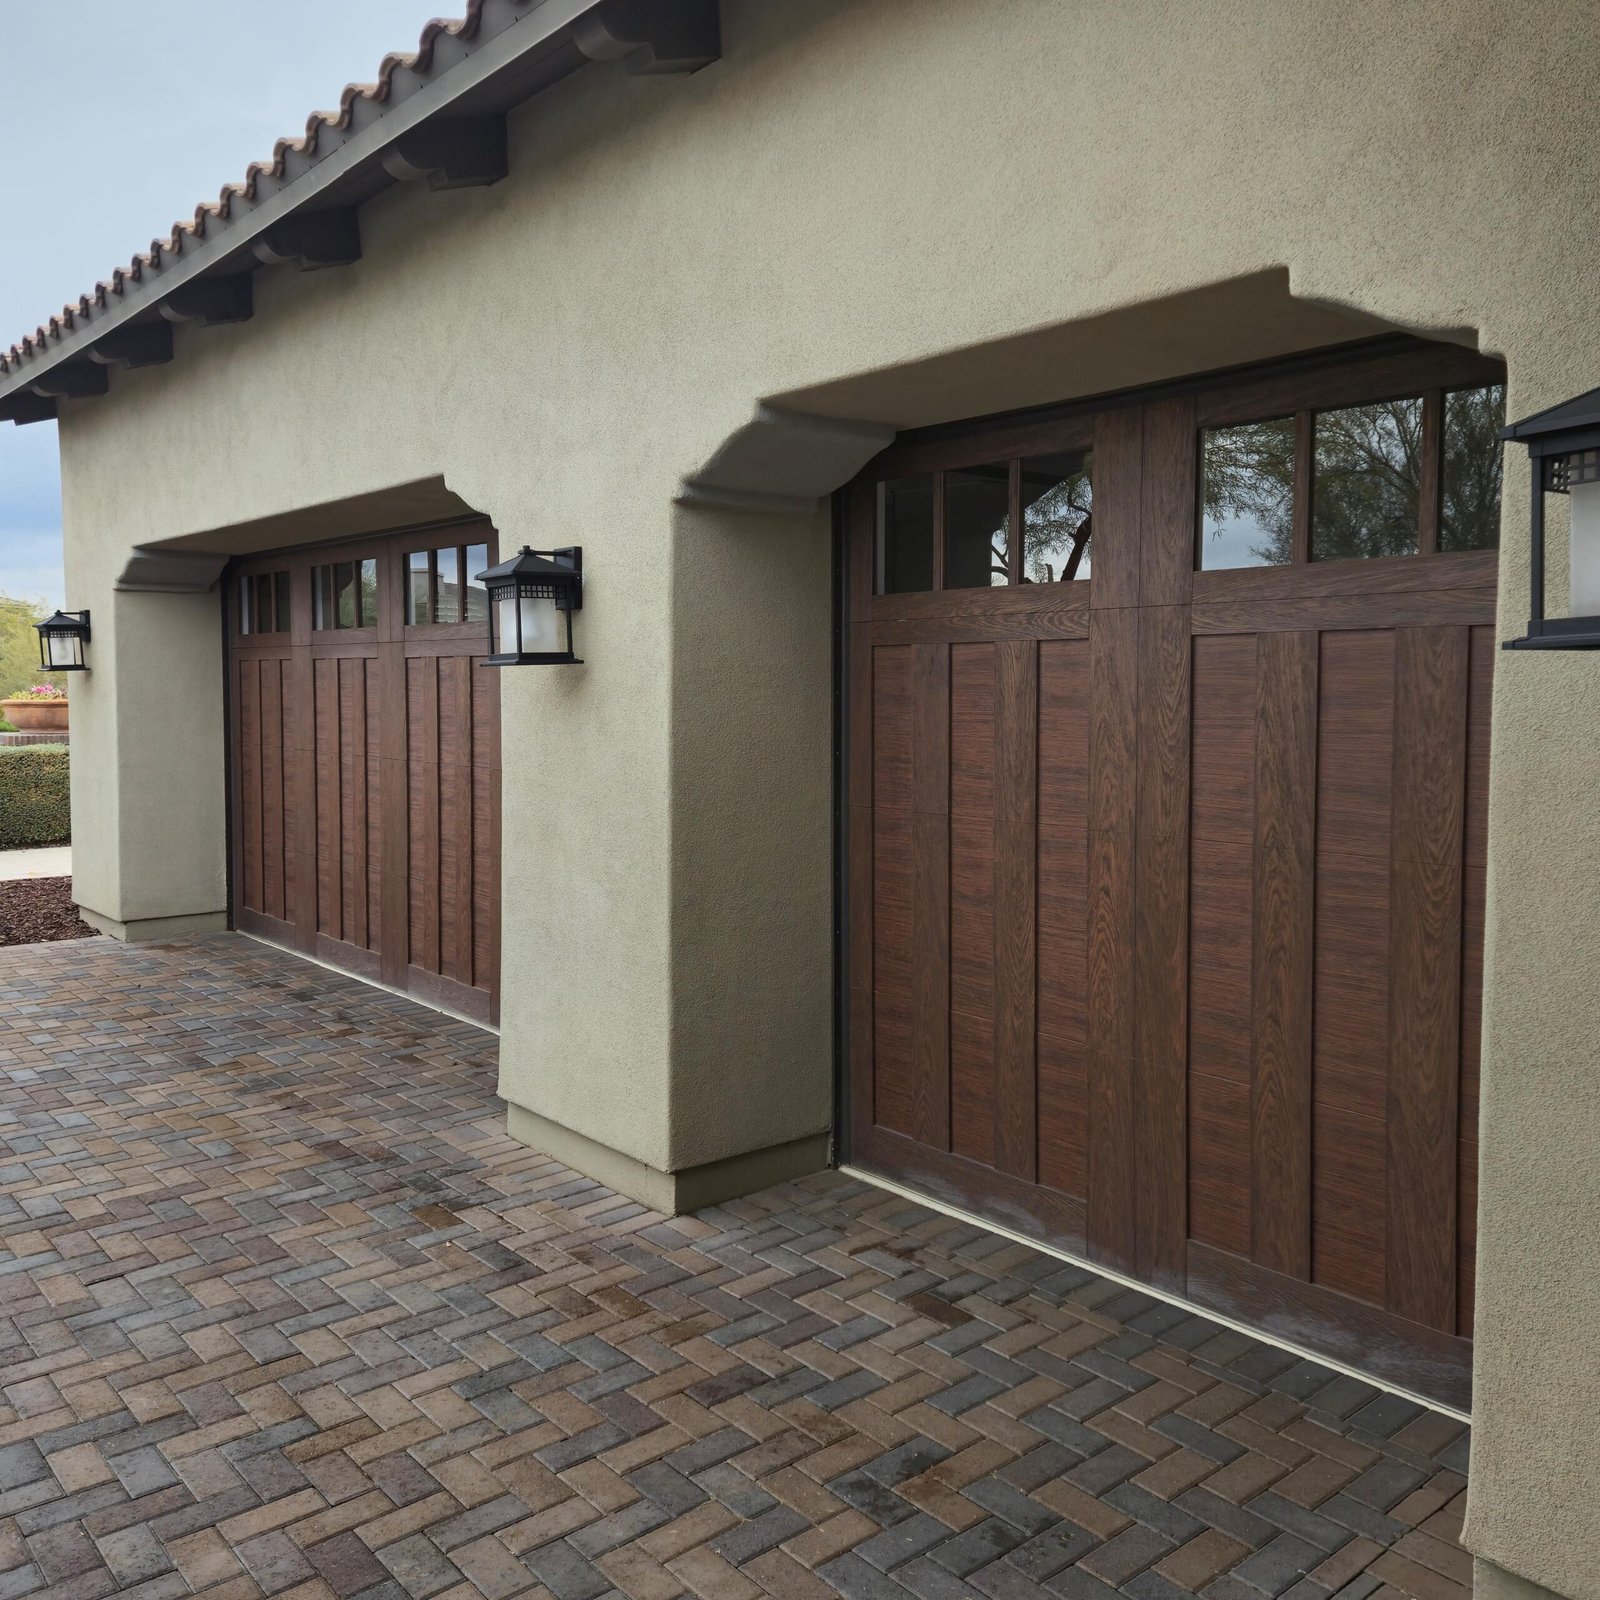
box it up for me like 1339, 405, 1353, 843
847, 340, 1503, 1410
229, 528, 499, 1023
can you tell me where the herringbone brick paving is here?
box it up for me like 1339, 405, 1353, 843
0, 934, 1471, 1600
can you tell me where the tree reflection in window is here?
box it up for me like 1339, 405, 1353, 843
1312, 399, 1423, 561
1021, 451, 1093, 581
1200, 419, 1294, 569
1441, 384, 1506, 552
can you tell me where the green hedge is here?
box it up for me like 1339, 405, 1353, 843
0, 745, 70, 848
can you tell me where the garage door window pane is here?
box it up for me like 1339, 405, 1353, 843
1441, 383, 1507, 552
1021, 451, 1093, 582
945, 465, 1011, 588
465, 544, 489, 622
407, 551, 431, 625
1199, 419, 1295, 570
1312, 398, 1423, 561
877, 476, 934, 593
435, 547, 460, 622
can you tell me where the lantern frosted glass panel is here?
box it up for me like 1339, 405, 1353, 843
498, 592, 564, 655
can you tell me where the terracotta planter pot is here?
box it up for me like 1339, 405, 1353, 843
1, 698, 68, 733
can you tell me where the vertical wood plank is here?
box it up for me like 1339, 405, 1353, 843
409, 656, 442, 977
347, 659, 370, 949
261, 659, 285, 923
317, 658, 340, 939
949, 645, 996, 1164
1087, 605, 1139, 1271
1139, 396, 1196, 609
993, 638, 1037, 1181
1250, 630, 1319, 1280
451, 658, 476, 989
239, 659, 263, 914
291, 646, 318, 947
912, 642, 952, 1152
1091, 409, 1143, 610
378, 639, 408, 990
872, 646, 915, 1135
1134, 603, 1191, 1290
1387, 626, 1468, 1330
1037, 638, 1091, 1199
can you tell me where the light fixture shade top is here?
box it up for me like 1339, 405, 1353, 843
36, 609, 89, 634
1502, 383, 1600, 444
476, 545, 577, 586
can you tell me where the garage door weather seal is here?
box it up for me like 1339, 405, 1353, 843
840, 1164, 1470, 1425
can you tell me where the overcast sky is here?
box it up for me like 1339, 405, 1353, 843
0, 0, 435, 607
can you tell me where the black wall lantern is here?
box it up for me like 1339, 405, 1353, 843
35, 608, 91, 672
1503, 384, 1600, 649
477, 546, 583, 666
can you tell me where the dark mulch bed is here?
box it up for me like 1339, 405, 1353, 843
0, 877, 98, 946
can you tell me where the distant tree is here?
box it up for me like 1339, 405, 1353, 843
0, 594, 65, 700
1020, 464, 1094, 582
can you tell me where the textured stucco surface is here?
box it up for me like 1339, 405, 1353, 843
47, 3, 1600, 1589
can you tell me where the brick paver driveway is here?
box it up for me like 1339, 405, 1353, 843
0, 935, 1471, 1600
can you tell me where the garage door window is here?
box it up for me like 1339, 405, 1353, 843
1199, 419, 1295, 571
312, 559, 377, 630
1198, 382, 1505, 571
240, 570, 290, 635
876, 456, 1095, 592
407, 541, 491, 624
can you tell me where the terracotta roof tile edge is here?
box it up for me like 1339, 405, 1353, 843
1, 1, 504, 376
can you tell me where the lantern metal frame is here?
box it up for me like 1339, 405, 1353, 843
34, 608, 91, 672
476, 546, 584, 666
1502, 384, 1600, 650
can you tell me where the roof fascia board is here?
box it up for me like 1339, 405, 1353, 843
0, 0, 624, 408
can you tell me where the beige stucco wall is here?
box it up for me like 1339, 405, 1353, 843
47, 2, 1600, 1587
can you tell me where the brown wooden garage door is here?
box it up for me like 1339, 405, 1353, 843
844, 338, 1503, 1410
227, 520, 500, 1024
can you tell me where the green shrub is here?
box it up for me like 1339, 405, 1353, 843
0, 717, 14, 733
0, 745, 70, 848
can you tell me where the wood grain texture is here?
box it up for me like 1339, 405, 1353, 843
315, 657, 341, 940
1386, 626, 1468, 1332
1134, 604, 1190, 1290
1086, 607, 1138, 1270
1036, 639, 1091, 1199
992, 639, 1038, 1181
1249, 631, 1318, 1280
847, 619, 876, 1153
1194, 585, 1495, 636
949, 644, 996, 1166
1091, 408, 1143, 611
1139, 397, 1196, 609
871, 646, 915, 1137
912, 643, 952, 1151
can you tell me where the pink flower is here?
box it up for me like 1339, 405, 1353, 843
23, 684, 66, 699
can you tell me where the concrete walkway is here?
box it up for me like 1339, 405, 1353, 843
0, 844, 69, 881
0, 933, 1470, 1600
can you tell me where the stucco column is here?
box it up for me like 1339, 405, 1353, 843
69, 581, 229, 942
496, 499, 834, 1214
